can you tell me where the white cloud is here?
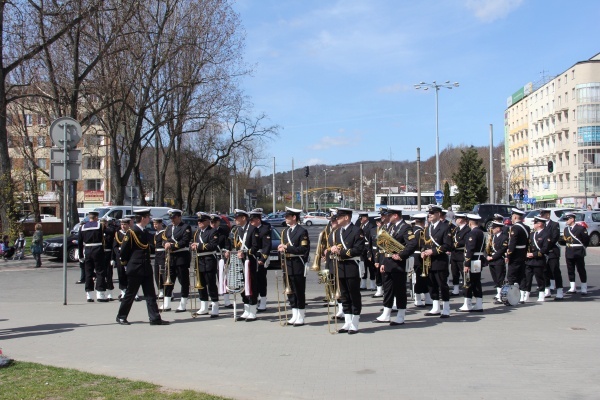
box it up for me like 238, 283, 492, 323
308, 133, 361, 151
464, 0, 524, 23
305, 158, 324, 166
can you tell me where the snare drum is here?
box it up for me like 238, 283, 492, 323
500, 284, 520, 306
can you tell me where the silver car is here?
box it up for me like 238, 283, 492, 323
557, 211, 600, 246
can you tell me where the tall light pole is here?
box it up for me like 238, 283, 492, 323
414, 80, 459, 192
323, 168, 334, 209
383, 167, 391, 197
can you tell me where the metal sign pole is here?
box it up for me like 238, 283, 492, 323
62, 122, 69, 306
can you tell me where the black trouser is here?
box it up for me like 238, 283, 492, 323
413, 265, 429, 294
361, 258, 376, 281
489, 263, 506, 288
463, 272, 482, 298
383, 271, 407, 310
339, 276, 361, 315
116, 262, 128, 290
523, 264, 545, 292
199, 271, 218, 302
104, 251, 114, 290
566, 256, 587, 283
374, 266, 383, 286
164, 252, 191, 298
507, 261, 525, 287
545, 257, 563, 289
428, 269, 450, 301
84, 251, 106, 292
154, 253, 165, 290
117, 271, 161, 322
285, 274, 306, 309
450, 258, 464, 285
257, 264, 268, 297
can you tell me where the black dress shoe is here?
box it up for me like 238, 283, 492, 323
87, 299, 94, 303
554, 297, 564, 301
116, 317, 130, 325
348, 329, 359, 335
372, 319, 390, 323
76, 280, 85, 284
424, 312, 440, 316
174, 309, 187, 313
224, 304, 234, 309
470, 309, 484, 313
257, 308, 266, 313
581, 292, 588, 296
440, 314, 450, 319
389, 321, 404, 326
149, 319, 170, 325
337, 328, 349, 333
159, 308, 171, 312
210, 314, 219, 318
245, 317, 257, 322
97, 299, 109, 303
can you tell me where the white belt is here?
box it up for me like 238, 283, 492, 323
343, 256, 361, 261
568, 244, 584, 247
515, 245, 526, 249
196, 251, 217, 257
171, 247, 189, 253
104, 249, 112, 252
474, 252, 485, 256
156, 248, 165, 252
84, 243, 102, 247
413, 251, 421, 254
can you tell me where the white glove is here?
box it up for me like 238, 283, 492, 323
110, 260, 115, 267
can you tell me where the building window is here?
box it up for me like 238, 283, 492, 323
572, 69, 575, 80
37, 158, 47, 169
84, 156, 102, 170
39, 182, 47, 192
85, 179, 102, 191
84, 135, 102, 147
37, 136, 45, 147
25, 114, 33, 126
37, 115, 46, 125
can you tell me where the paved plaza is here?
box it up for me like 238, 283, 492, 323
1, 232, 599, 399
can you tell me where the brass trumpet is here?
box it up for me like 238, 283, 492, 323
163, 247, 174, 286
463, 269, 471, 289
310, 228, 328, 271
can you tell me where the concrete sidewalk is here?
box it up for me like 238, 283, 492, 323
1, 253, 599, 399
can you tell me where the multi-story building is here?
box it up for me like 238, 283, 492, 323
505, 52, 600, 208
7, 110, 110, 217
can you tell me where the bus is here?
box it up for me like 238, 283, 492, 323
374, 191, 459, 211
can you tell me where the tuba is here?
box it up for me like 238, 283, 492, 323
310, 228, 328, 271
376, 229, 405, 254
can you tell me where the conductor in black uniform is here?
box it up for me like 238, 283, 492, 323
458, 214, 485, 312
161, 209, 192, 312
277, 207, 310, 326
421, 205, 453, 318
505, 208, 530, 303
116, 209, 169, 325
78, 210, 108, 303
249, 208, 272, 312
191, 212, 220, 317
373, 205, 417, 326
329, 208, 365, 334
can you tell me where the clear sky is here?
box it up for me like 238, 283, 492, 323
234, 0, 600, 174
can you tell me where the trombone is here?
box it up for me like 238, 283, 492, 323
161, 247, 174, 313
320, 249, 342, 334
276, 248, 294, 326
190, 247, 205, 318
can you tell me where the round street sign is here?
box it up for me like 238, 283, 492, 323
49, 117, 82, 149
434, 190, 444, 204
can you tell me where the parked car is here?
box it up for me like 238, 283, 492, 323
266, 227, 283, 269
263, 213, 287, 227
303, 211, 329, 226
43, 234, 79, 262
524, 208, 579, 229
557, 211, 600, 246
471, 203, 515, 230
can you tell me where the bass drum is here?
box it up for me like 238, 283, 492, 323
500, 284, 520, 306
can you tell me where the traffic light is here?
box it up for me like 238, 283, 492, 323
548, 160, 554, 173
304, 166, 310, 177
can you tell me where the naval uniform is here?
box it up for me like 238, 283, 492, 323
543, 219, 562, 292
103, 222, 117, 292
380, 220, 417, 311
231, 223, 260, 305
153, 227, 166, 292
332, 224, 365, 315
487, 230, 509, 289
523, 228, 549, 292
192, 227, 220, 302
463, 226, 486, 299
162, 221, 193, 298
116, 224, 162, 323
422, 221, 453, 302
506, 222, 530, 286
77, 220, 106, 293
369, 224, 383, 290
563, 224, 590, 287
280, 224, 310, 309
450, 223, 470, 287
412, 225, 429, 297
255, 222, 273, 300
114, 229, 129, 292
359, 219, 376, 286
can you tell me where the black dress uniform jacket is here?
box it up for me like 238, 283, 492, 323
231, 223, 259, 259
381, 220, 417, 273
507, 222, 530, 263
488, 231, 509, 266
544, 220, 561, 260
422, 221, 453, 271
77, 220, 105, 259
280, 225, 310, 276
464, 226, 485, 267
412, 225, 424, 268
451, 224, 470, 262
525, 229, 550, 267
333, 224, 365, 278
162, 222, 192, 254
192, 227, 219, 272
563, 224, 590, 258
255, 223, 272, 266
120, 225, 153, 276
154, 228, 166, 264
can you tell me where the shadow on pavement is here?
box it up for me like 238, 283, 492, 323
0, 323, 88, 340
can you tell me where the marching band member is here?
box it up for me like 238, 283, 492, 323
116, 209, 169, 326
101, 217, 118, 301
78, 210, 108, 303
373, 206, 417, 325
226, 209, 260, 321
277, 207, 310, 326
524, 216, 550, 303
162, 209, 192, 312
210, 214, 232, 307
458, 214, 485, 312
152, 218, 166, 299
324, 211, 343, 319
114, 217, 133, 300
421, 205, 453, 318
249, 209, 272, 312
563, 213, 590, 295
372, 207, 390, 298
329, 208, 365, 334
357, 212, 376, 291
486, 221, 508, 303
450, 213, 470, 296
411, 213, 431, 307
506, 208, 530, 304
191, 212, 220, 317
540, 209, 562, 300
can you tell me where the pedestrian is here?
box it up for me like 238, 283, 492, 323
2, 235, 15, 261
31, 224, 44, 268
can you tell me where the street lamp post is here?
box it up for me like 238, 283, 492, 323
414, 80, 459, 192
323, 169, 334, 210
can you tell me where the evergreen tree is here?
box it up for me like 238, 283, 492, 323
442, 181, 452, 209
452, 146, 488, 211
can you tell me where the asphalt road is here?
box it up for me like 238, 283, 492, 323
1, 225, 599, 400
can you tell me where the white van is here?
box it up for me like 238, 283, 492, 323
92, 206, 171, 221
